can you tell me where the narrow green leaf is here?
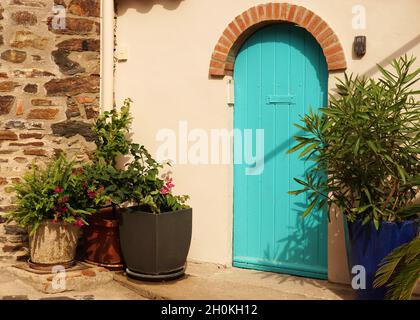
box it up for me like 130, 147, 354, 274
302, 198, 317, 218
287, 141, 307, 154
367, 140, 378, 153
373, 218, 380, 230
354, 137, 361, 155
396, 165, 407, 184
288, 188, 308, 196
299, 143, 318, 158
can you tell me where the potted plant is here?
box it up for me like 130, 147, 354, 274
7, 154, 102, 269
118, 143, 192, 281
288, 55, 419, 299
82, 99, 134, 269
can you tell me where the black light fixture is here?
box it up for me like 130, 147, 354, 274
354, 36, 367, 58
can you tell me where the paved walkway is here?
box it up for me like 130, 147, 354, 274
1, 260, 353, 300
2, 260, 419, 300
114, 262, 355, 300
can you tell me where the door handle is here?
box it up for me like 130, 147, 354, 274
266, 95, 295, 105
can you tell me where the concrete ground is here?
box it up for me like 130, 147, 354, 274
114, 262, 354, 300
13, 260, 420, 300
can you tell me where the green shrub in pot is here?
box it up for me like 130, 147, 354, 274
7, 153, 105, 266
118, 125, 191, 280
81, 98, 136, 267
288, 55, 419, 299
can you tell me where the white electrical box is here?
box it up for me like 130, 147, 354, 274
115, 45, 129, 62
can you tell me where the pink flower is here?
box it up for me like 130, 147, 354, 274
161, 176, 175, 194
54, 186, 64, 194
74, 219, 84, 227
160, 186, 170, 195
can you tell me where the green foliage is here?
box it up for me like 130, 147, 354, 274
374, 237, 420, 300
125, 144, 190, 213
8, 98, 190, 232
92, 98, 133, 166
82, 158, 127, 206
288, 55, 420, 226
85, 98, 190, 213
7, 154, 106, 234
83, 98, 135, 208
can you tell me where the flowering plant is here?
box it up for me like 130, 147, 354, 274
81, 98, 137, 211
86, 98, 190, 213
7, 153, 106, 234
82, 157, 132, 208
125, 144, 190, 213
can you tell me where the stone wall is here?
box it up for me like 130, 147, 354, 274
0, 0, 101, 260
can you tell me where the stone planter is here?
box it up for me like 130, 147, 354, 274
29, 220, 80, 266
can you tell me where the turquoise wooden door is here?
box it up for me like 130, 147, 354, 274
233, 23, 328, 279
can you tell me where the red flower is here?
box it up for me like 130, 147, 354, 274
87, 187, 97, 199
59, 195, 70, 204
74, 219, 85, 227
54, 186, 64, 194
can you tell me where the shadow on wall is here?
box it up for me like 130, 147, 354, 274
117, 0, 184, 14
360, 34, 420, 77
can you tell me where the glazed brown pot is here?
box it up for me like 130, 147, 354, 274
83, 206, 124, 268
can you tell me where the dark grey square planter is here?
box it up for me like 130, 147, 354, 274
118, 207, 192, 280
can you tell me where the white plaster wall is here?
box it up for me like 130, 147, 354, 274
114, 0, 420, 283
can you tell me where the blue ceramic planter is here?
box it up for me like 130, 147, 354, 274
347, 219, 418, 300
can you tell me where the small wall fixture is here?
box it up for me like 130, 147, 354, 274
226, 76, 234, 107
354, 36, 367, 58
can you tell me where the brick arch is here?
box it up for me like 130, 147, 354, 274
209, 3, 347, 77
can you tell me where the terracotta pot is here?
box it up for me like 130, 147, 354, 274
29, 221, 79, 265
83, 206, 124, 268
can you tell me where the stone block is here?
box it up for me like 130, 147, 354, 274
7, 262, 114, 294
